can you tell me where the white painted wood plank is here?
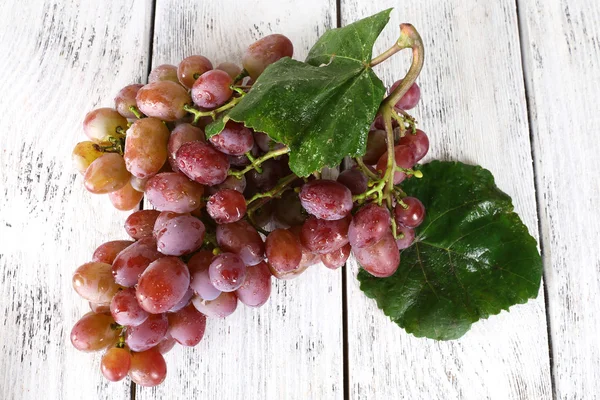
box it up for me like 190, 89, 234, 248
136, 1, 343, 399
341, 1, 553, 399
518, 0, 600, 397
0, 1, 152, 399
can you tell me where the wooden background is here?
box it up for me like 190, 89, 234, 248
0, 0, 598, 399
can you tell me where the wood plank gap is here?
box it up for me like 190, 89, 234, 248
513, 1, 556, 397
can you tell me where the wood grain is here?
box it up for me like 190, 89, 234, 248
136, 1, 343, 399
341, 1, 553, 398
0, 1, 151, 399
518, 0, 600, 397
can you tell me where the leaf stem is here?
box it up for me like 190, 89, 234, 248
370, 42, 404, 67
229, 146, 290, 178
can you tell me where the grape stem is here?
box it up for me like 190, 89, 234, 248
184, 96, 244, 124
246, 173, 298, 208
128, 105, 144, 119
354, 157, 379, 180
228, 146, 290, 179
245, 151, 263, 173
233, 69, 249, 85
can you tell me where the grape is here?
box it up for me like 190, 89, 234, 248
167, 303, 207, 346
137, 257, 191, 313
124, 210, 160, 240
216, 220, 265, 266
389, 79, 421, 110
129, 348, 167, 387
265, 229, 302, 274
72, 262, 120, 304
112, 237, 164, 287
299, 180, 353, 220
168, 123, 205, 172
348, 203, 390, 248
130, 175, 149, 192
108, 181, 143, 211
124, 117, 170, 178
273, 190, 307, 227
176, 141, 230, 186
89, 302, 111, 313
168, 288, 194, 312
216, 62, 242, 79
191, 69, 233, 109
209, 121, 254, 156
254, 131, 285, 152
398, 129, 429, 162
136, 81, 191, 121
395, 225, 416, 250
110, 288, 149, 327
206, 189, 247, 223
84, 153, 130, 194
72, 141, 104, 174
145, 172, 205, 213
242, 34, 293, 80
207, 174, 246, 195
192, 292, 238, 318
375, 145, 417, 184
235, 261, 272, 307
83, 108, 128, 143
394, 197, 425, 228
209, 253, 247, 292
321, 244, 351, 270
353, 232, 400, 278
299, 216, 350, 254
189, 251, 222, 301
125, 313, 169, 352
290, 225, 321, 269
148, 64, 179, 84
101, 347, 131, 382
246, 159, 286, 193
114, 84, 143, 118
336, 168, 368, 195
70, 312, 118, 352
92, 240, 134, 264
371, 113, 398, 131
177, 55, 213, 89
153, 213, 205, 256
156, 335, 177, 354
250, 201, 274, 229
363, 129, 388, 165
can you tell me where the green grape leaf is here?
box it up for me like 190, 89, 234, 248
225, 9, 392, 176
358, 161, 543, 340
205, 115, 229, 139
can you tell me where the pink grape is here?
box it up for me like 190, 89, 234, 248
273, 190, 307, 227
92, 240, 134, 264
265, 229, 302, 274
192, 292, 238, 318
153, 212, 205, 256
189, 251, 221, 301
70, 312, 118, 352
167, 303, 207, 347
353, 232, 400, 278
110, 288, 149, 327
123, 117, 170, 179
145, 172, 205, 213
389, 79, 421, 110
235, 261, 272, 307
84, 153, 130, 194
157, 335, 177, 354
191, 69, 233, 109
125, 313, 169, 352
89, 302, 111, 314
168, 123, 205, 172
290, 226, 321, 269
216, 62, 242, 79
336, 168, 368, 195
375, 145, 417, 184
207, 174, 246, 194
209, 253, 247, 292
254, 131, 285, 152
299, 180, 352, 220
176, 141, 230, 186
321, 244, 351, 270
242, 34, 293, 80
129, 348, 167, 387
136, 81, 191, 121
216, 220, 265, 266
348, 203, 391, 248
72, 262, 120, 304
395, 225, 416, 250
394, 197, 426, 228
124, 210, 161, 240
168, 288, 194, 313
130, 175, 149, 192
108, 181, 143, 211
177, 55, 213, 89
206, 189, 247, 223
148, 64, 179, 84
209, 121, 254, 156
299, 216, 350, 254
101, 347, 132, 382
398, 129, 429, 161
363, 129, 388, 165
114, 84, 143, 118
83, 108, 128, 143
136, 257, 191, 314
111, 237, 163, 287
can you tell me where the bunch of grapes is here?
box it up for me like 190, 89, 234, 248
70, 31, 429, 387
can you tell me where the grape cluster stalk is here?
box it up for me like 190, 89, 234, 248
71, 25, 428, 387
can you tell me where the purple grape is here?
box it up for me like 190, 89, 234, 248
188, 251, 222, 301
348, 204, 391, 248
110, 288, 149, 327
216, 220, 265, 266
168, 123, 205, 172
145, 172, 205, 213
206, 189, 247, 223
235, 261, 272, 307
192, 292, 238, 318
207, 174, 246, 195
398, 129, 429, 162
191, 69, 233, 109
124, 210, 160, 240
265, 229, 302, 274
395, 225, 416, 250
111, 237, 163, 287
337, 168, 368, 195
321, 243, 351, 270
389, 79, 421, 110
209, 121, 254, 156
209, 253, 247, 292
125, 313, 168, 352
375, 145, 417, 184
153, 212, 205, 256
176, 141, 230, 186
299, 180, 353, 221
167, 303, 207, 346
394, 197, 426, 228
254, 131, 285, 152
363, 129, 388, 165
299, 216, 350, 254
168, 288, 194, 313
353, 233, 400, 278
136, 257, 191, 313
